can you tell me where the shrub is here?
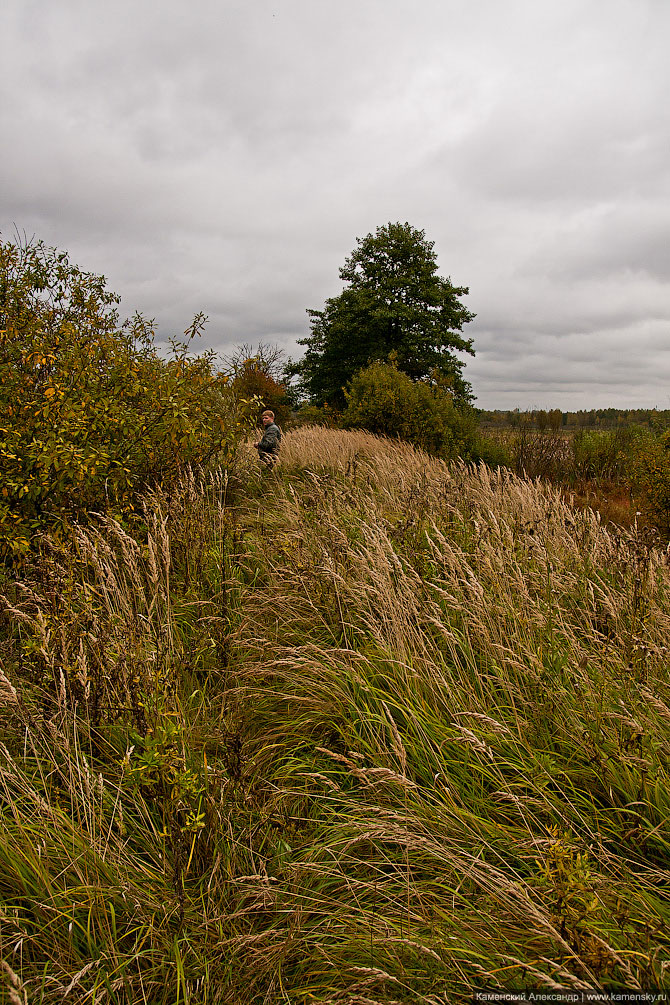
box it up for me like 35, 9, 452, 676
0, 235, 243, 562
631, 429, 670, 534
502, 423, 572, 481
571, 427, 645, 482
341, 359, 476, 460
468, 430, 513, 468
292, 402, 341, 428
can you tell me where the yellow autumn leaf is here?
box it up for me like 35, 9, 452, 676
44, 387, 56, 399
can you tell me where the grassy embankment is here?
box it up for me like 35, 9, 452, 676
1, 426, 669, 1003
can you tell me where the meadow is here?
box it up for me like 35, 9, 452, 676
473, 421, 670, 533
1, 425, 669, 1003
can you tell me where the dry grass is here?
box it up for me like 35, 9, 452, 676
231, 427, 670, 995
0, 427, 669, 1002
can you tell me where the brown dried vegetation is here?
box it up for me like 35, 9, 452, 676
1, 428, 669, 1003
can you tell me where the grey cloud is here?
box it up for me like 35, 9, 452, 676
469, 318, 670, 408
2, 0, 669, 408
527, 205, 670, 282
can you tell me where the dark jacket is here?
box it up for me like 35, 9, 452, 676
257, 422, 282, 454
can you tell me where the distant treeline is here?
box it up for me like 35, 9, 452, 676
478, 407, 670, 430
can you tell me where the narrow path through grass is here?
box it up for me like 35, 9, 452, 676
1, 428, 669, 1003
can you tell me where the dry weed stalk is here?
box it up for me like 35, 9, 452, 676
1, 961, 28, 1005
227, 425, 670, 993
0, 426, 668, 1001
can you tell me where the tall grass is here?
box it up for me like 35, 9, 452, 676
1, 428, 669, 1002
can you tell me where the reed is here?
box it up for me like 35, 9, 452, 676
0, 428, 668, 1002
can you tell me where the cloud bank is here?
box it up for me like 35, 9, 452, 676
2, 0, 668, 408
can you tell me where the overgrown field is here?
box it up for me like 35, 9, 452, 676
474, 422, 670, 533
1, 427, 669, 1003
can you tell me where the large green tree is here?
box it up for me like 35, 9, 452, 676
292, 222, 476, 408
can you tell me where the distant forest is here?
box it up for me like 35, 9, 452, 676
478, 407, 670, 430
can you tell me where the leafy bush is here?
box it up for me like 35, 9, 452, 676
0, 236, 243, 561
630, 429, 670, 533
573, 430, 618, 479
292, 402, 341, 428
341, 359, 476, 459
468, 430, 513, 468
572, 427, 647, 482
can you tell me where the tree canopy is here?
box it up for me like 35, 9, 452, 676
225, 342, 294, 426
292, 222, 476, 408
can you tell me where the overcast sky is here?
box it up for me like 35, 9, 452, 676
2, 0, 668, 409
